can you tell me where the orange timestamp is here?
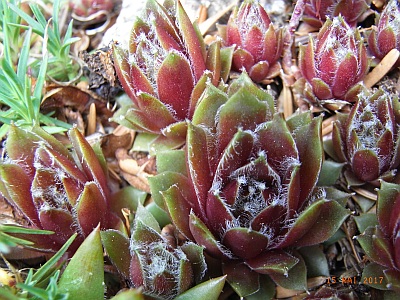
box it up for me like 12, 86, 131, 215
326, 276, 385, 285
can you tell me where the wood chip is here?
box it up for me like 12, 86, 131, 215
87, 102, 97, 136
364, 48, 400, 89
199, 1, 237, 36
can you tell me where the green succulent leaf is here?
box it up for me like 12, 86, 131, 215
58, 226, 104, 299
356, 226, 395, 269
217, 87, 269, 153
245, 250, 299, 275
317, 160, 345, 186
377, 181, 400, 237
354, 213, 378, 234
110, 289, 144, 300
362, 262, 390, 290
101, 230, 131, 279
245, 275, 275, 300
180, 242, 207, 284
298, 245, 329, 277
268, 251, 307, 291
223, 261, 260, 297
384, 268, 400, 292
156, 150, 187, 175
174, 276, 226, 300
192, 84, 228, 128
149, 171, 192, 209
135, 203, 161, 234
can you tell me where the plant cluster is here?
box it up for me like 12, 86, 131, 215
0, 0, 400, 299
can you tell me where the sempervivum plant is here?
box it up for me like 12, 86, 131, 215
298, 16, 369, 108
112, 0, 232, 151
0, 125, 124, 253
368, 0, 400, 63
356, 181, 400, 294
330, 89, 400, 183
221, 0, 284, 82
303, 0, 371, 28
149, 73, 350, 297
69, 0, 114, 18
101, 205, 208, 300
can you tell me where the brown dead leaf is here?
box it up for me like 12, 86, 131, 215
42, 84, 114, 129
115, 148, 153, 193
101, 127, 135, 158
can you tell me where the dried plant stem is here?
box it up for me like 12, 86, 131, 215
352, 187, 377, 201
282, 0, 305, 75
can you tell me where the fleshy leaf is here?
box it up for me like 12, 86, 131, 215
278, 199, 350, 248
269, 251, 307, 290
38, 209, 75, 246
101, 230, 131, 279
222, 227, 269, 260
332, 53, 358, 98
362, 262, 390, 290
351, 149, 380, 182
317, 160, 345, 186
176, 0, 206, 80
189, 212, 231, 260
76, 182, 107, 236
293, 115, 323, 204
206, 41, 221, 86
310, 78, 332, 100
192, 84, 228, 128
162, 184, 194, 240
245, 250, 299, 275
298, 39, 316, 83
298, 245, 329, 277
187, 123, 212, 217
217, 87, 268, 153
110, 289, 145, 300
0, 164, 38, 226
232, 48, 255, 71
149, 171, 192, 209
69, 127, 109, 199
58, 226, 104, 299
223, 261, 260, 297
174, 276, 226, 300
157, 52, 194, 120
356, 226, 395, 269
377, 181, 400, 237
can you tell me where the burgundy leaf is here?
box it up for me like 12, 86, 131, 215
157, 52, 194, 120
351, 150, 380, 182
222, 227, 269, 259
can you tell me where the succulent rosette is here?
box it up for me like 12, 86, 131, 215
356, 181, 400, 294
331, 89, 400, 183
112, 0, 232, 151
101, 205, 207, 300
69, 0, 114, 18
298, 16, 369, 107
0, 125, 124, 253
368, 0, 400, 64
149, 73, 350, 296
221, 0, 284, 82
303, 0, 371, 28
